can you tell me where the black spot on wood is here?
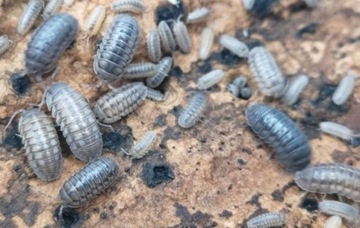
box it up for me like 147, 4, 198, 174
197, 60, 213, 73
2, 125, 23, 149
155, 0, 186, 25
141, 162, 175, 188
102, 126, 133, 153
54, 206, 84, 228
300, 197, 318, 212
296, 23, 318, 39
10, 72, 31, 96
153, 114, 167, 128
219, 210, 233, 219
169, 66, 183, 78
210, 49, 242, 67
250, 0, 278, 19
173, 203, 217, 228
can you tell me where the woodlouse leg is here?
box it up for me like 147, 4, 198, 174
97, 121, 114, 132
50, 67, 60, 79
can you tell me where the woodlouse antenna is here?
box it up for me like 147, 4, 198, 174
5, 109, 25, 130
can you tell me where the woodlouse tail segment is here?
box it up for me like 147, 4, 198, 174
4, 109, 25, 130
294, 168, 312, 191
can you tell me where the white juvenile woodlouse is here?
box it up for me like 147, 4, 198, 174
281, 74, 309, 105
199, 27, 214, 60
110, 0, 144, 14
158, 21, 176, 54
126, 131, 157, 159
197, 69, 225, 90
0, 35, 13, 56
248, 46, 285, 98
219, 34, 249, 58
319, 121, 354, 142
146, 56, 173, 88
178, 92, 207, 129
122, 62, 157, 79
59, 157, 120, 208
42, 0, 63, 20
17, 0, 44, 36
84, 5, 106, 38
332, 72, 357, 105
146, 29, 162, 63
246, 212, 286, 228
146, 88, 166, 102
172, 18, 191, 54
324, 216, 342, 228
186, 7, 210, 24
242, 0, 255, 10
318, 200, 359, 226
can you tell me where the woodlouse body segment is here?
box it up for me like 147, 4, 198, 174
178, 92, 207, 129
59, 157, 120, 208
17, 0, 44, 36
332, 72, 356, 105
45, 83, 102, 162
158, 21, 176, 54
281, 74, 309, 105
319, 122, 353, 141
246, 212, 286, 228
84, 5, 106, 38
128, 131, 157, 159
0, 35, 13, 56
123, 62, 157, 79
19, 108, 63, 181
110, 0, 144, 14
146, 88, 165, 102
146, 29, 162, 63
295, 163, 360, 201
219, 34, 249, 58
319, 200, 359, 226
146, 56, 173, 88
245, 103, 311, 172
197, 69, 225, 90
94, 82, 148, 124
324, 216, 342, 228
199, 27, 214, 60
186, 7, 210, 24
248, 47, 285, 98
42, 0, 63, 20
172, 19, 191, 53
94, 14, 141, 83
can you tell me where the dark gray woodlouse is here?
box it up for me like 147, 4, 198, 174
93, 14, 140, 83
17, 0, 44, 36
94, 82, 148, 124
146, 29, 162, 63
172, 18, 191, 53
110, 0, 144, 14
25, 13, 78, 81
0, 35, 13, 56
146, 88, 165, 102
123, 62, 157, 79
59, 157, 120, 208
319, 200, 359, 226
245, 103, 311, 172
295, 163, 360, 201
146, 56, 173, 88
158, 21, 176, 54
178, 92, 207, 129
45, 82, 103, 162
246, 212, 286, 228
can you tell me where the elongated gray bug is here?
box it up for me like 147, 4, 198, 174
84, 5, 106, 38
146, 29, 162, 63
303, 0, 319, 8
17, 0, 44, 36
146, 88, 165, 102
0, 35, 13, 56
158, 21, 176, 54
246, 212, 286, 228
42, 0, 63, 20
110, 0, 144, 14
126, 131, 157, 159
123, 62, 157, 79
59, 157, 119, 208
94, 82, 148, 123
178, 92, 207, 129
146, 56, 173, 88
199, 27, 214, 60
319, 122, 354, 141
324, 216, 342, 228
172, 18, 191, 53
249, 47, 285, 98
186, 7, 210, 24
16, 108, 63, 181
332, 72, 357, 105
94, 14, 140, 83
197, 69, 225, 90
295, 163, 360, 201
242, 0, 255, 10
319, 200, 359, 226
25, 13, 78, 81
220, 34, 249, 58
245, 103, 311, 171
281, 74, 309, 105
44, 82, 102, 162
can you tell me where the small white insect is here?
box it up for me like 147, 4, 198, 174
332, 72, 357, 105
126, 131, 157, 159
319, 122, 354, 141
246, 212, 286, 228
17, 0, 44, 36
199, 27, 214, 60
197, 69, 225, 90
146, 88, 166, 102
219, 34, 249, 58
84, 5, 106, 38
324, 216, 342, 228
146, 29, 162, 63
281, 74, 309, 105
123, 62, 157, 79
303, 0, 319, 8
172, 18, 191, 53
242, 0, 255, 10
110, 0, 144, 14
0, 35, 13, 56
186, 7, 210, 24
319, 200, 359, 226
158, 21, 176, 54
42, 0, 63, 20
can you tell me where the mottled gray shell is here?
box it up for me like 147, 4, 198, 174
110, 0, 144, 14
172, 19, 191, 53
318, 200, 359, 226
178, 92, 207, 129
146, 29, 162, 62
186, 7, 210, 24
197, 69, 224, 90
84, 5, 106, 37
146, 88, 165, 102
123, 62, 157, 79
281, 74, 309, 105
158, 21, 176, 54
199, 27, 214, 60
146, 56, 173, 88
247, 212, 286, 228
17, 0, 44, 36
245, 103, 311, 172
42, 0, 63, 20
0, 35, 13, 56
219, 34, 249, 58
129, 131, 157, 159
59, 157, 119, 208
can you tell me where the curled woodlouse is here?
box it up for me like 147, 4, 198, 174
178, 92, 207, 129
172, 18, 191, 53
42, 0, 63, 20
146, 56, 173, 88
158, 21, 176, 54
295, 163, 360, 201
127, 131, 157, 159
197, 69, 225, 90
246, 212, 286, 228
146, 88, 165, 102
232, 76, 248, 88
146, 29, 162, 63
17, 108, 63, 181
59, 157, 120, 208
319, 200, 359, 225
242, 0, 255, 10
94, 14, 140, 83
94, 82, 148, 124
240, 87, 252, 99
245, 103, 311, 171
110, 0, 144, 14
332, 72, 357, 105
0, 35, 13, 56
17, 0, 44, 36
123, 62, 157, 79
25, 13, 78, 81
227, 83, 240, 97
319, 122, 354, 141
324, 216, 342, 228
219, 34, 249, 58
186, 7, 210, 24
84, 5, 106, 38
248, 47, 285, 98
44, 82, 102, 162
281, 74, 309, 105
199, 27, 214, 60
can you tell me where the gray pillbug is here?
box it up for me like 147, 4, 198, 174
319, 200, 359, 226
324, 216, 342, 228
110, 0, 144, 14
25, 13, 78, 81
178, 92, 207, 129
233, 76, 248, 88
94, 82, 148, 124
126, 131, 157, 159
219, 34, 249, 58
303, 0, 319, 8
246, 212, 286, 228
123, 62, 157, 79
240, 87, 252, 99
281, 74, 309, 105
248, 47, 285, 98
197, 69, 225, 90
146, 29, 162, 63
158, 21, 176, 54
17, 0, 44, 36
146, 56, 173, 88
186, 7, 210, 24
245, 103, 311, 172
17, 108, 63, 181
44, 82, 103, 162
84, 5, 106, 38
332, 72, 357, 105
42, 0, 63, 20
146, 88, 165, 102
59, 157, 120, 208
295, 163, 360, 201
319, 122, 354, 142
93, 14, 141, 83
242, 0, 255, 10
0, 35, 13, 56
199, 27, 214, 60
227, 83, 240, 97
172, 18, 191, 54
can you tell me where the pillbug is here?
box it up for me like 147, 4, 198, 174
233, 76, 248, 88
227, 83, 240, 97
248, 47, 285, 98
219, 34, 249, 58
84, 5, 106, 38
59, 157, 120, 208
295, 163, 360, 201
126, 131, 157, 159
123, 62, 157, 79
186, 7, 210, 24
319, 200, 359, 226
240, 87, 252, 99
146, 56, 173, 88
0, 35, 13, 56
281, 74, 309, 105
94, 14, 141, 83
178, 92, 207, 129
146, 29, 162, 63
146, 88, 165, 102
44, 82, 102, 162
242, 0, 255, 10
197, 69, 225, 90
94, 82, 148, 124
199, 27, 214, 60
110, 0, 144, 14
25, 13, 78, 81
332, 72, 357, 105
245, 103, 311, 172
246, 212, 286, 228
172, 18, 191, 53
42, 0, 63, 20
324, 216, 342, 228
17, 0, 44, 36
319, 122, 354, 142
17, 108, 63, 181
158, 21, 176, 54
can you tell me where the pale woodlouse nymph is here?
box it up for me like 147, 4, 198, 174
0, 35, 13, 56
219, 34, 249, 58
246, 212, 286, 228
43, 82, 103, 162
146, 88, 166, 102
199, 27, 214, 60
17, 0, 44, 36
178, 92, 207, 129
146, 56, 173, 88
110, 0, 145, 14
319, 121, 355, 142
318, 200, 359, 226
248, 46, 285, 98
158, 21, 176, 54
122, 62, 157, 79
197, 69, 225, 90
332, 72, 357, 105
126, 131, 157, 159
324, 216, 342, 228
281, 74, 309, 105
42, 0, 63, 20
186, 7, 210, 24
245, 103, 311, 172
295, 163, 360, 201
172, 17, 191, 54
146, 29, 162, 63
94, 82, 148, 124
83, 5, 106, 39
59, 157, 120, 208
